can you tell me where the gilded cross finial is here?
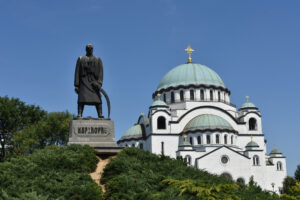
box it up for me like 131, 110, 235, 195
157, 93, 161, 100
183, 134, 187, 141
246, 96, 249, 103
185, 45, 194, 63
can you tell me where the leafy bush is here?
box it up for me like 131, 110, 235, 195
0, 145, 103, 200
102, 147, 280, 200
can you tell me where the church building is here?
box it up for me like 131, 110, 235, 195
117, 45, 287, 193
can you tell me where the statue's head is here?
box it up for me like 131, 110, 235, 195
86, 44, 94, 56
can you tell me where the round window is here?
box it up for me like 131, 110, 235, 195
221, 155, 229, 164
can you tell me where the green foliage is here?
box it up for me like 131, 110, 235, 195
281, 182, 300, 199
12, 111, 72, 156
101, 147, 281, 200
0, 145, 103, 200
0, 96, 46, 158
295, 165, 300, 182
283, 176, 297, 194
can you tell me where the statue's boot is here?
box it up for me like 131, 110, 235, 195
78, 104, 84, 118
96, 104, 104, 118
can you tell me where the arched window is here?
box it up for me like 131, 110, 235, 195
171, 92, 175, 103
218, 91, 221, 102
189, 137, 193, 145
210, 90, 213, 101
277, 161, 283, 171
180, 90, 184, 102
185, 155, 192, 166
253, 155, 259, 166
224, 135, 228, 144
139, 143, 143, 149
161, 142, 164, 155
221, 173, 233, 180
190, 90, 194, 100
231, 135, 234, 144
200, 90, 204, 100
157, 116, 166, 129
249, 118, 257, 130
163, 93, 166, 102
206, 135, 211, 144
237, 178, 245, 184
216, 134, 220, 144
197, 136, 201, 144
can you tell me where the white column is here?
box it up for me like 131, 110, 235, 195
195, 89, 200, 101
174, 90, 180, 102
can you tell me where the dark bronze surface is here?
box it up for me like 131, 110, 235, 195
74, 44, 104, 118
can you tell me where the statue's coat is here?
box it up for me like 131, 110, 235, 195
74, 56, 103, 104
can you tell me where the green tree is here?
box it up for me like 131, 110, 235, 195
295, 165, 300, 182
0, 145, 102, 200
282, 176, 296, 194
12, 111, 72, 156
0, 96, 46, 160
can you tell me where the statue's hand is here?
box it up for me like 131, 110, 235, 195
75, 87, 79, 94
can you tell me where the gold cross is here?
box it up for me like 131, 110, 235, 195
185, 45, 194, 63
246, 96, 249, 103
157, 93, 161, 100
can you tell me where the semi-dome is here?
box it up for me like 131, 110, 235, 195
183, 114, 236, 133
121, 124, 143, 140
156, 63, 226, 92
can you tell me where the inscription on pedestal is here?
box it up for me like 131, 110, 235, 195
68, 118, 117, 147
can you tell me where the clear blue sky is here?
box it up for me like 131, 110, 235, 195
0, 0, 299, 176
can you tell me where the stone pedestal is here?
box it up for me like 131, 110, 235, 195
68, 118, 122, 154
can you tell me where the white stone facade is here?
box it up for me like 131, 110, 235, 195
118, 62, 287, 194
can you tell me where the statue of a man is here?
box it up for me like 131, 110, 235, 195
74, 44, 103, 118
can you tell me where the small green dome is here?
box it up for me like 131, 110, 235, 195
240, 102, 256, 109
121, 124, 143, 140
184, 114, 235, 133
157, 63, 226, 91
151, 100, 168, 107
180, 140, 192, 146
246, 141, 259, 148
270, 148, 282, 154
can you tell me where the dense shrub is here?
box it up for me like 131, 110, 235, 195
102, 148, 281, 200
0, 145, 103, 200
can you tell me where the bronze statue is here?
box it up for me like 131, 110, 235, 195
74, 44, 103, 118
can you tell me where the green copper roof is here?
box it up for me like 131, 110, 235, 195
270, 148, 282, 154
180, 140, 192, 146
240, 102, 256, 109
151, 100, 168, 107
121, 124, 143, 140
184, 114, 234, 132
157, 63, 226, 91
246, 141, 259, 148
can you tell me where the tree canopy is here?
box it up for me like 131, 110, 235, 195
0, 145, 103, 200
0, 96, 72, 158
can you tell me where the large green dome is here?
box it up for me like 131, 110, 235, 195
157, 63, 226, 91
184, 114, 235, 133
